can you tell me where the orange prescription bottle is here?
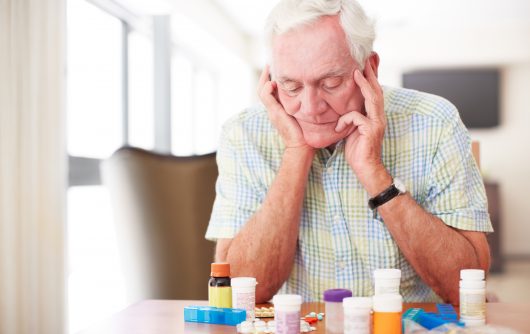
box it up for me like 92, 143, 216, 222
373, 294, 402, 334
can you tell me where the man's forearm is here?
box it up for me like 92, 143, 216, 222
221, 147, 314, 302
378, 193, 489, 304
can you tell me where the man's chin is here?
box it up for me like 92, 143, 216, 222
303, 133, 344, 149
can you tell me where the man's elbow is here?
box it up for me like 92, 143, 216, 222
256, 284, 275, 304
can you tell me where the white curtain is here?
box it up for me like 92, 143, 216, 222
0, 0, 66, 333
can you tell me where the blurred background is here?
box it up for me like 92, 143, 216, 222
1, 0, 529, 333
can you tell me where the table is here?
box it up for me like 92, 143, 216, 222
79, 300, 530, 334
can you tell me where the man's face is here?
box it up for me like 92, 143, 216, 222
271, 15, 365, 149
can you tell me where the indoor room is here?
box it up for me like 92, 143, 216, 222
1, 0, 529, 333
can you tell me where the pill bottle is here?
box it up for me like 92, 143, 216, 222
231, 277, 257, 320
460, 269, 486, 327
323, 288, 353, 333
343, 297, 372, 334
273, 294, 302, 334
373, 294, 402, 334
373, 268, 401, 295
208, 262, 232, 308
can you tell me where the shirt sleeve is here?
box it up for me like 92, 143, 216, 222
205, 121, 264, 241
423, 108, 494, 233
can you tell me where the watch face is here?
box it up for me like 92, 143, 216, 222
394, 178, 406, 194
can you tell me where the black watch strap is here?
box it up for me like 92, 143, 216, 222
368, 183, 400, 210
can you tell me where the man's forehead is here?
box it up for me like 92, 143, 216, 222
270, 17, 355, 81
275, 67, 352, 84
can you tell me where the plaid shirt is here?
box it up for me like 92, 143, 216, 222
205, 86, 493, 302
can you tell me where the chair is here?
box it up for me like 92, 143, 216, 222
101, 147, 218, 304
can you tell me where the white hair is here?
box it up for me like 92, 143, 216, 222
265, 0, 376, 69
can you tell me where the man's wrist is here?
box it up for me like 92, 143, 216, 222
283, 145, 315, 169
359, 166, 393, 197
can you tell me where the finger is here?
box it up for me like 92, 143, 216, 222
335, 111, 368, 132
354, 69, 383, 120
260, 81, 284, 114
335, 111, 356, 132
363, 58, 381, 93
257, 65, 271, 94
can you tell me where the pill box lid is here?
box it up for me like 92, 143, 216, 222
373, 268, 401, 279
460, 269, 484, 280
343, 297, 373, 309
231, 277, 257, 287
211, 262, 230, 277
273, 294, 302, 306
323, 289, 353, 302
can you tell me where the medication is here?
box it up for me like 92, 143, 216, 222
184, 305, 246, 326
273, 294, 302, 334
459, 269, 486, 327
323, 289, 352, 333
373, 294, 402, 334
343, 297, 372, 334
255, 306, 274, 318
232, 277, 257, 320
373, 268, 401, 295
208, 262, 232, 308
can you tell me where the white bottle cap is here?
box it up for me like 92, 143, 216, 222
343, 297, 373, 309
460, 269, 485, 280
460, 280, 486, 289
374, 268, 401, 279
231, 277, 257, 287
273, 294, 302, 306
373, 294, 402, 312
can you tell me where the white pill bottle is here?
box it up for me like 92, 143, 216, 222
459, 269, 486, 327
373, 268, 401, 295
343, 297, 373, 334
231, 277, 257, 320
273, 294, 302, 334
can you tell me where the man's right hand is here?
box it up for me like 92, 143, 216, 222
258, 66, 310, 150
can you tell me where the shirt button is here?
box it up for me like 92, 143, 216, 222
338, 261, 346, 269
333, 214, 341, 223
326, 166, 333, 173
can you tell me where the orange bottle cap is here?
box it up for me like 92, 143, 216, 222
211, 262, 230, 277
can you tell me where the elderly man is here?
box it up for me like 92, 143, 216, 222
205, 0, 492, 304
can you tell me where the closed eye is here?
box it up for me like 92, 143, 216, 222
280, 83, 302, 96
322, 76, 343, 90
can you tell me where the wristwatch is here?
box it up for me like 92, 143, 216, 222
368, 178, 406, 210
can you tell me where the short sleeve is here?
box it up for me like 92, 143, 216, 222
423, 110, 493, 233
205, 122, 264, 241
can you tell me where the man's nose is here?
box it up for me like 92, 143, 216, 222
300, 87, 326, 116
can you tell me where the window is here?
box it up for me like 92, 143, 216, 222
128, 31, 155, 149
67, 1, 254, 333
67, 0, 123, 159
66, 1, 127, 332
171, 52, 194, 155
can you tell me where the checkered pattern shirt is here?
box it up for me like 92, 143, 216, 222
205, 86, 493, 302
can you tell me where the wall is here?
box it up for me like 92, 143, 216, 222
471, 63, 530, 256
375, 21, 530, 256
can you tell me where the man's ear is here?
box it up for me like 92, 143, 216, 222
365, 52, 380, 78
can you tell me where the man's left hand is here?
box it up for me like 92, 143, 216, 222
335, 58, 391, 195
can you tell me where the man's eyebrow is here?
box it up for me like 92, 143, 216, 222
277, 69, 350, 85
277, 77, 299, 84
317, 69, 350, 79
